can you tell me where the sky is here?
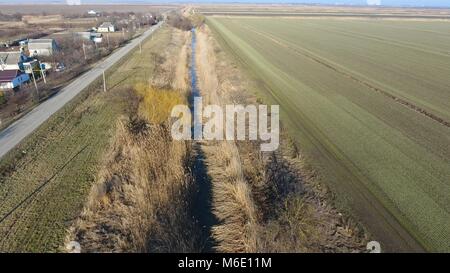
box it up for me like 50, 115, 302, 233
0, 0, 449, 8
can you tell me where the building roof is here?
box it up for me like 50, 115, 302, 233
0, 52, 23, 66
99, 22, 114, 28
28, 39, 55, 50
92, 33, 103, 38
0, 70, 19, 83
28, 39, 54, 44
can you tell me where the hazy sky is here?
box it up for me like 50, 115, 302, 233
0, 0, 449, 8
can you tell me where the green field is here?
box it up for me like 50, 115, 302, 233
207, 17, 450, 252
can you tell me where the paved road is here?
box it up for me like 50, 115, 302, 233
0, 22, 163, 160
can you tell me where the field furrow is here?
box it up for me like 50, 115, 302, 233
207, 16, 450, 252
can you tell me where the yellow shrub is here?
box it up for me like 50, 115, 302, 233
135, 84, 186, 125
0, 91, 5, 105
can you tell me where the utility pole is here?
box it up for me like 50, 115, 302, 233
39, 63, 47, 84
82, 43, 87, 60
107, 33, 110, 48
30, 68, 39, 97
139, 41, 142, 54
103, 70, 107, 92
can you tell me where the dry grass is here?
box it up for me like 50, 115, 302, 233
149, 29, 191, 90
22, 15, 63, 24
204, 142, 258, 252
67, 116, 199, 252
66, 26, 200, 253
173, 39, 190, 92
196, 26, 258, 253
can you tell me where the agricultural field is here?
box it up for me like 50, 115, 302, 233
207, 16, 450, 252
196, 4, 450, 19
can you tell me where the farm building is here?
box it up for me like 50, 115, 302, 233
28, 39, 58, 57
76, 32, 103, 44
0, 70, 30, 90
97, 22, 116, 33
0, 51, 30, 71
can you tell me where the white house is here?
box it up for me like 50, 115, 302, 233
88, 10, 97, 16
28, 39, 58, 57
0, 51, 29, 71
97, 22, 116, 33
0, 70, 30, 90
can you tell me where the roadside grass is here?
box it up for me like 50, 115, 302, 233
195, 29, 258, 252
67, 27, 202, 253
0, 26, 172, 252
206, 17, 450, 252
68, 117, 199, 252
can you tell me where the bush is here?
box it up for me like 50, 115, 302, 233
0, 91, 5, 106
135, 84, 186, 125
167, 14, 193, 31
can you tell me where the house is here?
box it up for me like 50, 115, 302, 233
87, 10, 97, 16
0, 70, 30, 90
0, 51, 29, 71
28, 39, 58, 57
97, 22, 116, 33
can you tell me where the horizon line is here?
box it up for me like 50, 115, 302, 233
0, 2, 449, 9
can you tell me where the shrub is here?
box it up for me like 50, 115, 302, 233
135, 84, 186, 125
167, 14, 193, 31
0, 91, 5, 105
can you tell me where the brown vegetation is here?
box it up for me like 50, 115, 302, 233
66, 27, 200, 253
167, 13, 193, 31
136, 84, 186, 124
204, 142, 259, 252
68, 116, 199, 252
